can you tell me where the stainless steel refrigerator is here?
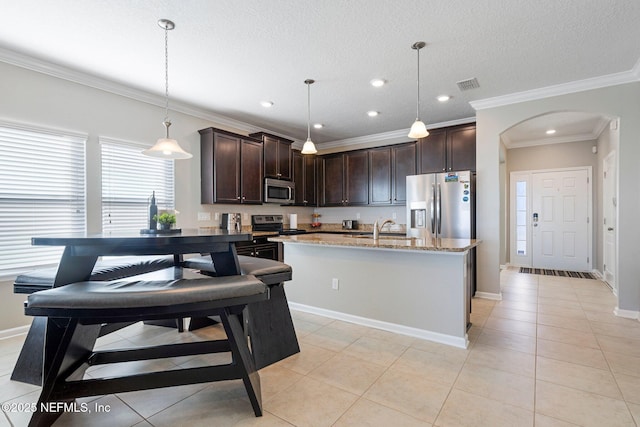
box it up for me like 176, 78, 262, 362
406, 171, 475, 327
406, 171, 474, 240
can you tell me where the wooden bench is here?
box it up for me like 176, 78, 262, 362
23, 270, 267, 427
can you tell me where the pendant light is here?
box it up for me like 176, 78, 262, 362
143, 19, 192, 160
301, 79, 318, 154
407, 41, 429, 139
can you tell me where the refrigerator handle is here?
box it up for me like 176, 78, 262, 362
437, 183, 442, 234
430, 183, 436, 234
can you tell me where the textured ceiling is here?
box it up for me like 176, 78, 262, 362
1, 0, 639, 146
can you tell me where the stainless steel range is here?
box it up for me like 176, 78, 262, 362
251, 215, 307, 235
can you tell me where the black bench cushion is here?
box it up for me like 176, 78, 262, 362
26, 275, 266, 312
14, 256, 175, 293
184, 255, 292, 284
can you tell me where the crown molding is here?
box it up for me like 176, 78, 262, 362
470, 60, 640, 111
0, 46, 278, 137
503, 133, 599, 149
316, 116, 476, 153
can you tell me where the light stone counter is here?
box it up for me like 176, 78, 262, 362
269, 233, 480, 253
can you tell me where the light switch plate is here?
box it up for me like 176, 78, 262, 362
197, 212, 211, 221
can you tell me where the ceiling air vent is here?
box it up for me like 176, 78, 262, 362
456, 78, 480, 91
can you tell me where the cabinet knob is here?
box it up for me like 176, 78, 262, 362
442, 168, 446, 171
237, 196, 241, 200
242, 196, 246, 200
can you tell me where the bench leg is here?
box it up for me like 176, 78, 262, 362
220, 308, 262, 417
28, 319, 100, 427
247, 284, 300, 370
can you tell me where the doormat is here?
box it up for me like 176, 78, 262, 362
519, 267, 596, 280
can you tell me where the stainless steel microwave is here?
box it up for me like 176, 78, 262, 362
264, 178, 295, 204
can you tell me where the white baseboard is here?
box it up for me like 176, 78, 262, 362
288, 302, 469, 349
614, 307, 640, 321
474, 291, 503, 301
0, 325, 29, 340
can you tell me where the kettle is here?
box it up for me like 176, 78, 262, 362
220, 213, 242, 232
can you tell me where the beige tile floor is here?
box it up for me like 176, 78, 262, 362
2, 267, 640, 426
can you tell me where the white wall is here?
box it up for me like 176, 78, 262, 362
476, 82, 640, 314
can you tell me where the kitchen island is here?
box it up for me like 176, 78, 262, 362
269, 233, 480, 348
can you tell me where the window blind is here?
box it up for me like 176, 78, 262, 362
101, 137, 174, 232
0, 123, 86, 275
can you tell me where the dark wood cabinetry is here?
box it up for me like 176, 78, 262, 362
292, 150, 318, 206
250, 132, 293, 180
235, 236, 281, 261
199, 128, 263, 204
368, 143, 417, 205
418, 124, 476, 173
320, 151, 368, 206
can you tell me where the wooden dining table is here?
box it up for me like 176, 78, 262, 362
12, 228, 252, 385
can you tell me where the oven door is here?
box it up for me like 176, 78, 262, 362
264, 178, 294, 204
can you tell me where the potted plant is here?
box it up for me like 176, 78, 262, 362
154, 212, 176, 230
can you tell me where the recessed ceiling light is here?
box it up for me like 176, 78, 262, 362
260, 101, 274, 108
437, 95, 451, 102
313, 123, 324, 129
370, 79, 386, 87
546, 129, 556, 135
367, 111, 379, 117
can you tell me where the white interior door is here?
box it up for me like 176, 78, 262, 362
603, 152, 617, 292
532, 169, 591, 271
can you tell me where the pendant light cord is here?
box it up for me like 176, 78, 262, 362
306, 81, 311, 140
415, 45, 420, 120
164, 25, 170, 127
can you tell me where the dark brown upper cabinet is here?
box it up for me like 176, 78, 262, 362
292, 149, 318, 206
320, 151, 368, 206
200, 128, 263, 204
369, 143, 417, 205
249, 132, 293, 180
418, 124, 476, 173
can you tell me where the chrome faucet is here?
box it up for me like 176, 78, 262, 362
373, 219, 395, 239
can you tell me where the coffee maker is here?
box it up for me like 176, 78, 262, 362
220, 213, 242, 232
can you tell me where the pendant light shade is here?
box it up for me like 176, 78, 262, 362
143, 19, 192, 160
301, 79, 318, 155
408, 41, 429, 139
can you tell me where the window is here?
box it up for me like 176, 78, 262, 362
0, 122, 86, 275
101, 137, 174, 232
515, 180, 527, 255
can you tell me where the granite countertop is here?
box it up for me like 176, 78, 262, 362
268, 233, 480, 253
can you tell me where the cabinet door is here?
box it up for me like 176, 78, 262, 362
345, 151, 368, 205
448, 125, 476, 172
292, 150, 304, 204
392, 143, 417, 205
277, 139, 292, 179
419, 128, 447, 174
263, 135, 279, 178
240, 139, 263, 204
322, 155, 345, 206
303, 155, 317, 205
213, 133, 241, 203
369, 147, 392, 205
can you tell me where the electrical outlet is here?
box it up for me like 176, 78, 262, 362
197, 212, 211, 221
356, 213, 360, 220
243, 213, 249, 220
331, 278, 339, 290
392, 211, 397, 220
214, 212, 220, 220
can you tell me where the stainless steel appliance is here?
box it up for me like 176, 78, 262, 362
220, 213, 242, 231
251, 214, 307, 235
406, 171, 474, 240
341, 220, 358, 230
264, 178, 295, 204
407, 171, 475, 328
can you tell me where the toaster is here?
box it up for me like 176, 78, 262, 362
342, 220, 358, 230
